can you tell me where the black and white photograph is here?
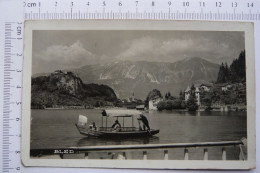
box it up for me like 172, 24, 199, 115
22, 20, 255, 169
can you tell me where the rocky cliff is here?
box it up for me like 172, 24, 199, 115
31, 71, 117, 108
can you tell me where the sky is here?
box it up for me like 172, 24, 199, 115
32, 30, 245, 74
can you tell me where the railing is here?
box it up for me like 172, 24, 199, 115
30, 138, 247, 160
98, 127, 137, 132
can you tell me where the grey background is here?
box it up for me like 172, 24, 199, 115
32, 30, 244, 74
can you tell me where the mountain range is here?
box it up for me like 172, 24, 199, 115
33, 57, 220, 99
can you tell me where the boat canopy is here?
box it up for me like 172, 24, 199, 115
102, 109, 143, 117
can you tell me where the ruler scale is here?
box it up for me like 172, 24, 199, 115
1, 1, 23, 173
2, 21, 23, 173
1, 0, 260, 172
23, 0, 260, 21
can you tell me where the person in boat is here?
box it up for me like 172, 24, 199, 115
112, 120, 121, 131
138, 114, 150, 131
92, 122, 97, 130
90, 122, 97, 130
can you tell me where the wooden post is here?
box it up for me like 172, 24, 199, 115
60, 154, 64, 159
222, 148, 226, 160
239, 144, 245, 160
123, 152, 127, 160
106, 116, 107, 130
164, 150, 168, 160
143, 151, 147, 160
184, 148, 189, 160
203, 148, 208, 160
84, 152, 88, 159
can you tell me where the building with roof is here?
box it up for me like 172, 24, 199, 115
215, 83, 232, 91
148, 96, 163, 110
184, 86, 201, 106
200, 83, 213, 92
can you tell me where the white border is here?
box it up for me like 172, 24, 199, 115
22, 20, 256, 169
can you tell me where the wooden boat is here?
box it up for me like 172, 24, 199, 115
75, 109, 159, 138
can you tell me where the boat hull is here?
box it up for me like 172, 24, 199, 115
76, 124, 159, 138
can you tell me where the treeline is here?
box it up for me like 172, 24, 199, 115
217, 50, 246, 83
156, 85, 198, 111
157, 99, 187, 111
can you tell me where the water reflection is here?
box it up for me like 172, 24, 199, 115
77, 136, 160, 147
31, 109, 247, 150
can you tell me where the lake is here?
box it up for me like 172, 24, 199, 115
31, 109, 247, 160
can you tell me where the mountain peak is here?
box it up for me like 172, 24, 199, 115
71, 58, 219, 99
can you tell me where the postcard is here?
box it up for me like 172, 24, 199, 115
22, 20, 255, 169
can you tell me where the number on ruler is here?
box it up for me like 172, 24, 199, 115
70, 2, 74, 7
118, 1, 122, 6
183, 2, 189, 7
216, 2, 222, 7
23, 2, 39, 7
86, 2, 90, 6
55, 1, 58, 7
17, 26, 22, 35
15, 150, 21, 154
232, 2, 238, 7
168, 1, 172, 6
135, 1, 139, 6
247, 2, 253, 7
200, 2, 206, 7
16, 101, 21, 106
103, 1, 106, 6
152, 1, 155, 6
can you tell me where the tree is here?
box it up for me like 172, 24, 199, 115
186, 95, 198, 111
172, 99, 182, 109
203, 96, 212, 111
190, 84, 196, 97
180, 100, 186, 109
217, 63, 230, 83
157, 101, 166, 111
179, 90, 184, 100
165, 100, 173, 110
230, 50, 246, 83
165, 93, 168, 100
216, 50, 246, 83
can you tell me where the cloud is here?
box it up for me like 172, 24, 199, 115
33, 40, 98, 74
32, 31, 244, 74
116, 35, 243, 64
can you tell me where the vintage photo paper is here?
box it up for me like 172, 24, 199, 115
22, 20, 256, 169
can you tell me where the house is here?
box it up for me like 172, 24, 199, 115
148, 96, 163, 110
195, 87, 200, 106
200, 83, 213, 92
136, 105, 145, 110
184, 86, 201, 106
184, 86, 191, 101
215, 83, 232, 91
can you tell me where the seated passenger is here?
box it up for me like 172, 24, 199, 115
112, 120, 121, 131
89, 122, 97, 130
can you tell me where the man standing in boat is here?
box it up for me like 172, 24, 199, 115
138, 114, 150, 131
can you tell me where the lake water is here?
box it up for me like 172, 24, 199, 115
31, 109, 247, 160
